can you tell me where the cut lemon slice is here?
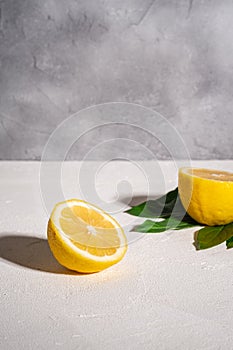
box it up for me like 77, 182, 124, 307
47, 199, 128, 273
178, 167, 233, 226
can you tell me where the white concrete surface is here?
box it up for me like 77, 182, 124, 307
1, 161, 233, 350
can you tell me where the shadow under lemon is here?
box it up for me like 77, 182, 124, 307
0, 233, 81, 275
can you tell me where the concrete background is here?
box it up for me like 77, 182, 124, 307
0, 0, 233, 160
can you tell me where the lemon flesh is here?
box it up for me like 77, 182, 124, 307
47, 199, 128, 273
178, 167, 233, 226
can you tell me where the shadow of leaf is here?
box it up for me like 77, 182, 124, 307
0, 233, 81, 275
193, 230, 200, 250
119, 194, 163, 207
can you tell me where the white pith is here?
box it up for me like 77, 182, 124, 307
180, 167, 233, 182
51, 200, 127, 262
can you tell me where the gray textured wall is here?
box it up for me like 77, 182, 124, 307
0, 0, 233, 160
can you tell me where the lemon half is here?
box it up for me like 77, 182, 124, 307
47, 200, 128, 273
178, 167, 233, 226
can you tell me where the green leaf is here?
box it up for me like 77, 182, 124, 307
195, 223, 233, 250
125, 187, 199, 230
126, 188, 185, 219
226, 235, 233, 249
134, 217, 199, 233
126, 187, 233, 250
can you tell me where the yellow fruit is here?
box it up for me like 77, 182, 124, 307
47, 199, 127, 273
178, 167, 233, 226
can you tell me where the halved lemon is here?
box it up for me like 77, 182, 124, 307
178, 167, 233, 226
47, 200, 128, 273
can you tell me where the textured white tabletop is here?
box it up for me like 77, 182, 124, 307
1, 161, 233, 350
